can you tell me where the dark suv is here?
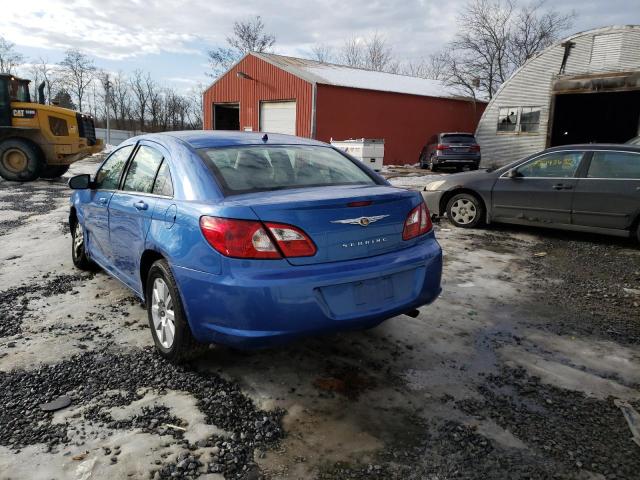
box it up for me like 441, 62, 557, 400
419, 133, 481, 171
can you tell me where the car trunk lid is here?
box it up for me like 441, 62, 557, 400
230, 185, 419, 265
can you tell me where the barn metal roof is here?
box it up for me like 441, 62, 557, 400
252, 52, 469, 100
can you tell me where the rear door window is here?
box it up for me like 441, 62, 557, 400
200, 145, 377, 195
152, 161, 174, 196
517, 151, 584, 178
587, 151, 640, 179
95, 145, 134, 190
122, 145, 164, 193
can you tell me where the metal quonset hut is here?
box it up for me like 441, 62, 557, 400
476, 25, 640, 167
203, 52, 486, 165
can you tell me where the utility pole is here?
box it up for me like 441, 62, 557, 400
104, 75, 112, 146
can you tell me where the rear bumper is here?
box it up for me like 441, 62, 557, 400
433, 155, 480, 166
172, 235, 442, 349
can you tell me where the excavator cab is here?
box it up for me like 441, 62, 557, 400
0, 75, 31, 126
0, 75, 13, 127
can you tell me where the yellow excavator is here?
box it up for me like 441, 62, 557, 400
0, 73, 103, 181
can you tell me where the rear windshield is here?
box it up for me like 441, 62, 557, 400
441, 134, 476, 144
200, 145, 378, 195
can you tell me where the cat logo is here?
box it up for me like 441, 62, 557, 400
12, 109, 36, 118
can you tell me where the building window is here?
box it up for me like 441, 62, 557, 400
497, 107, 518, 132
497, 106, 541, 134
520, 107, 541, 133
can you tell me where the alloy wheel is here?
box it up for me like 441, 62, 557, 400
151, 277, 176, 349
450, 198, 477, 225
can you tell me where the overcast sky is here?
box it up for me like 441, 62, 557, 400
2, 0, 639, 90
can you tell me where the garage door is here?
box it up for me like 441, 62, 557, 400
260, 101, 296, 135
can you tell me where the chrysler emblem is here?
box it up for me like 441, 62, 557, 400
331, 215, 389, 227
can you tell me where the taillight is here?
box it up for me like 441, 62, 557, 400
200, 217, 280, 259
402, 203, 432, 240
470, 144, 481, 152
200, 217, 316, 259
436, 144, 449, 151
265, 222, 317, 257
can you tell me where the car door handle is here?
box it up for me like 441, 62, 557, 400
98, 197, 108, 205
134, 201, 148, 211
552, 184, 573, 190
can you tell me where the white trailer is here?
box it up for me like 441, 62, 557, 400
331, 138, 384, 172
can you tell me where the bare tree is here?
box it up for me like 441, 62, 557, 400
108, 72, 131, 129
442, 0, 573, 99
207, 16, 276, 77
311, 44, 334, 63
363, 33, 398, 72
403, 52, 451, 80
59, 49, 96, 111
186, 82, 205, 129
130, 69, 151, 131
28, 57, 60, 104
0, 36, 24, 74
508, 0, 573, 67
339, 37, 365, 68
147, 80, 162, 132
27, 64, 43, 102
334, 34, 398, 73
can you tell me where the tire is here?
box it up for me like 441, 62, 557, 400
146, 259, 205, 363
71, 219, 97, 271
41, 165, 70, 178
446, 193, 485, 228
0, 139, 45, 181
429, 160, 438, 172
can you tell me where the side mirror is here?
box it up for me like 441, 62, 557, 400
68, 174, 92, 190
506, 169, 521, 179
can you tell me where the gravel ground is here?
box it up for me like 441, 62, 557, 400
0, 158, 639, 479
528, 232, 640, 346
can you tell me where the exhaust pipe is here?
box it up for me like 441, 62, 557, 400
403, 309, 420, 318
38, 81, 46, 104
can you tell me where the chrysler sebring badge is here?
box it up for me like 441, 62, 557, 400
331, 215, 389, 227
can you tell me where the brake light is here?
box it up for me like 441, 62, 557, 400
265, 222, 317, 257
402, 203, 432, 240
200, 217, 280, 259
347, 201, 373, 207
436, 144, 449, 151
200, 217, 316, 259
470, 144, 481, 152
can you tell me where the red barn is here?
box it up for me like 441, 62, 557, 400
203, 53, 486, 165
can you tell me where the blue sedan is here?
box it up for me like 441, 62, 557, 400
68, 131, 442, 362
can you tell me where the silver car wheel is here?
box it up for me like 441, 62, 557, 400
73, 223, 84, 258
151, 277, 176, 349
450, 198, 477, 225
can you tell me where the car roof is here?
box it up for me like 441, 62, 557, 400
440, 132, 475, 136
149, 130, 329, 150
544, 144, 640, 153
